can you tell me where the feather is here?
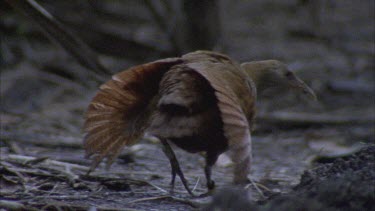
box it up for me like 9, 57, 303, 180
181, 52, 256, 148
83, 50, 315, 192
83, 58, 183, 170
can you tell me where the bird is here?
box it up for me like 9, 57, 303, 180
83, 50, 316, 196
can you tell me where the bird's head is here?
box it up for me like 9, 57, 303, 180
241, 60, 316, 100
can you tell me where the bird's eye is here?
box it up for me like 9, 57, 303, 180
285, 71, 293, 79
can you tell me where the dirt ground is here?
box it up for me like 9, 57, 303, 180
1, 0, 374, 210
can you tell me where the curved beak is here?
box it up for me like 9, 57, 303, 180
290, 75, 317, 101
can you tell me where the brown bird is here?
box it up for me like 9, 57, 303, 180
83, 50, 316, 195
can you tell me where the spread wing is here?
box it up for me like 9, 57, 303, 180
185, 56, 256, 183
83, 58, 183, 172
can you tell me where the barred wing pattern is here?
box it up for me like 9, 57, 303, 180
183, 51, 256, 183
83, 58, 183, 171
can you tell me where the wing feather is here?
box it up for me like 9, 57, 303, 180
83, 58, 183, 170
183, 60, 256, 149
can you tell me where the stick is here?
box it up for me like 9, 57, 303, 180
1, 131, 82, 148
258, 111, 374, 125
0, 200, 27, 210
5, 154, 89, 172
127, 195, 200, 208
5, 0, 110, 80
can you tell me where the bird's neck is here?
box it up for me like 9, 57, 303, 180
241, 62, 272, 93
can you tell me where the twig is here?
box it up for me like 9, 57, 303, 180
5, 0, 110, 79
0, 200, 27, 210
169, 196, 202, 208
1, 161, 57, 178
127, 195, 200, 208
258, 111, 374, 125
37, 71, 87, 91
143, 0, 181, 53
127, 195, 170, 204
1, 131, 82, 148
254, 182, 272, 192
245, 177, 265, 199
329, 79, 374, 94
32, 195, 89, 200
192, 177, 200, 193
29, 201, 142, 211
146, 182, 168, 193
6, 154, 89, 172
82, 174, 171, 194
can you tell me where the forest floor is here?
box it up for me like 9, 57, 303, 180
1, 0, 374, 210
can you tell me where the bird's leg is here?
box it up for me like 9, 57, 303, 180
205, 152, 219, 190
198, 152, 219, 197
160, 138, 194, 196
160, 139, 177, 192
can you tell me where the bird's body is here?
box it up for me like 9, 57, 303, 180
148, 52, 255, 156
83, 51, 315, 195
148, 67, 227, 154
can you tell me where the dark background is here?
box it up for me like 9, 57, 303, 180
1, 0, 374, 210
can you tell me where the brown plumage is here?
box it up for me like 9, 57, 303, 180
83, 50, 316, 195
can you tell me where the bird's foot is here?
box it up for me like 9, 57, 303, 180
178, 174, 195, 196
207, 180, 215, 190
198, 188, 215, 198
